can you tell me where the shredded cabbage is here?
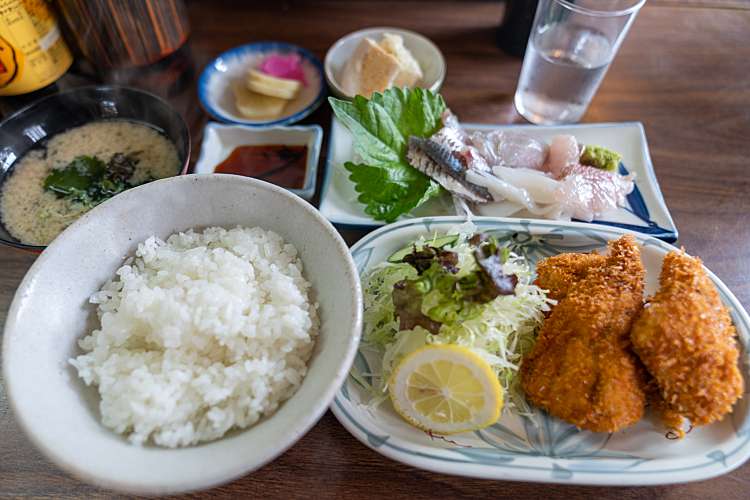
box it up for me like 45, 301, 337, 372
360, 230, 552, 413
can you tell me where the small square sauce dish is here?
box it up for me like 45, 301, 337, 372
194, 122, 322, 200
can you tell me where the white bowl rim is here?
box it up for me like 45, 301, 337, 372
324, 26, 447, 99
2, 174, 363, 494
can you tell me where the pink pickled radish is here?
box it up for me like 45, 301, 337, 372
259, 54, 307, 85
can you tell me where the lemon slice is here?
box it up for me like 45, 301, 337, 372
388, 345, 503, 434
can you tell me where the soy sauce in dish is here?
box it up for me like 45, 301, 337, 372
214, 145, 307, 189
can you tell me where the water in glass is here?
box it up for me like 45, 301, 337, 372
515, 23, 613, 124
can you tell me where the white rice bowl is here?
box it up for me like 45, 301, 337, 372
70, 226, 318, 448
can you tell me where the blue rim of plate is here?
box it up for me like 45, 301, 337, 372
198, 41, 327, 128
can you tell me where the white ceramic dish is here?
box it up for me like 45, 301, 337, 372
332, 216, 750, 486
2, 174, 362, 495
319, 118, 678, 242
324, 27, 446, 100
194, 122, 323, 200
198, 42, 325, 127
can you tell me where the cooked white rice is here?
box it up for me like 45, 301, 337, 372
69, 226, 318, 447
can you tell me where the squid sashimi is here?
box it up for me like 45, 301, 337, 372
492, 166, 560, 205
466, 169, 540, 212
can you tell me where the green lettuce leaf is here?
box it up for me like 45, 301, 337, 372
329, 88, 447, 222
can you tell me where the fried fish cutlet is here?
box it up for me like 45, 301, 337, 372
532, 242, 679, 434
534, 252, 606, 302
521, 235, 647, 433
631, 251, 744, 427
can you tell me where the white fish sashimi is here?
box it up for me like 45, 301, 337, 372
468, 130, 549, 171
554, 164, 635, 222
545, 135, 579, 178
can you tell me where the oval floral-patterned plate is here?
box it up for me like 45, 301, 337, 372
331, 216, 750, 486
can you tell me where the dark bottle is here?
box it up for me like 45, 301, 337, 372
497, 0, 540, 58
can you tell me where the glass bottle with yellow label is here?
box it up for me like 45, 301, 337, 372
0, 0, 73, 115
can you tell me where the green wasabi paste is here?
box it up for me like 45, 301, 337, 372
580, 145, 622, 172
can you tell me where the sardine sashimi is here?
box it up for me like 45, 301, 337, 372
469, 130, 549, 171
430, 124, 470, 155
430, 119, 491, 174
545, 135, 580, 178
407, 136, 492, 204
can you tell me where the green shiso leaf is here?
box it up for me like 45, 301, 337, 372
329, 87, 447, 223
343, 160, 440, 223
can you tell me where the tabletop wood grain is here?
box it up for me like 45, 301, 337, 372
2, 1, 750, 497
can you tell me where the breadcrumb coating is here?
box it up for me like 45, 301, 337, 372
631, 251, 744, 427
534, 252, 606, 302
522, 235, 647, 432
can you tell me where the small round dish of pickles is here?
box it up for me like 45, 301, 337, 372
198, 41, 325, 127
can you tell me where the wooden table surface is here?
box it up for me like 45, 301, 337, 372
2, 0, 750, 497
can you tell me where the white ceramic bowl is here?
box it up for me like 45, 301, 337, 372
2, 174, 362, 494
194, 122, 323, 200
325, 27, 446, 100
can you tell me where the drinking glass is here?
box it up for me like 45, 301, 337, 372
514, 0, 646, 125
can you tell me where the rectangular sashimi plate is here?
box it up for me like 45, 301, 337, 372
319, 118, 678, 242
